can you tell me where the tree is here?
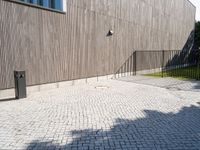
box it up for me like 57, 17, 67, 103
195, 21, 200, 49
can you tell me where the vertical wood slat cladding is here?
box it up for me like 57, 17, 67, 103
0, 0, 196, 89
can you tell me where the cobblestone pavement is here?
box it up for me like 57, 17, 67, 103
0, 78, 200, 150
118, 75, 200, 92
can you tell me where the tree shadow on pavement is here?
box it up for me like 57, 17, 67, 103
26, 103, 200, 150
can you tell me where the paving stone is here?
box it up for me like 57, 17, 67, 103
0, 78, 200, 150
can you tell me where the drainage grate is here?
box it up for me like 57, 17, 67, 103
95, 85, 110, 90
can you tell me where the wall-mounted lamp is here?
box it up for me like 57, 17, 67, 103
107, 30, 114, 36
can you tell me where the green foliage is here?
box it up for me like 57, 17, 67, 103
195, 21, 200, 48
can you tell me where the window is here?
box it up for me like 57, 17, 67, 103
14, 0, 66, 12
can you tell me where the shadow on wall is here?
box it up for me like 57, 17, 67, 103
165, 30, 198, 68
26, 103, 200, 150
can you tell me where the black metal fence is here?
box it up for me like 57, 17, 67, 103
115, 49, 200, 80
115, 51, 137, 78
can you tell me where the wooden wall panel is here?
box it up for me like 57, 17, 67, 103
0, 0, 196, 89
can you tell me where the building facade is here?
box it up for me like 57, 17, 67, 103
0, 0, 196, 90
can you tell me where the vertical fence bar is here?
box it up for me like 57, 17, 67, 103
134, 51, 137, 75
129, 54, 131, 76
172, 50, 174, 77
131, 52, 135, 75
197, 50, 200, 80
191, 53, 193, 79
130, 56, 131, 76
175, 50, 178, 78
162, 50, 164, 78
177, 50, 180, 78
179, 50, 181, 77
198, 63, 200, 80
187, 52, 189, 79
132, 52, 134, 76
169, 50, 172, 77
194, 51, 200, 80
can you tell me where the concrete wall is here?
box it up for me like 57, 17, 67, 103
0, 0, 196, 89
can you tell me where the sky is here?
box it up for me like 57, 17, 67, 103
190, 0, 200, 21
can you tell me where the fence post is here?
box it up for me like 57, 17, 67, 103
198, 49, 200, 80
162, 50, 164, 78
198, 63, 200, 80
134, 51, 137, 75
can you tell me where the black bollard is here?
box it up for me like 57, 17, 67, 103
14, 71, 27, 99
